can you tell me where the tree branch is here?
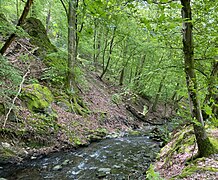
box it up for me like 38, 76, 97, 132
3, 64, 31, 128
0, 0, 34, 55
60, 0, 68, 16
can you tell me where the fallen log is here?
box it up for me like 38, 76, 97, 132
125, 104, 163, 125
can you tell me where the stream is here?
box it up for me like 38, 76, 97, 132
0, 135, 160, 180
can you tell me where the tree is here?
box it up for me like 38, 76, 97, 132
180, 0, 216, 157
60, 0, 79, 92
0, 0, 34, 55
66, 0, 78, 92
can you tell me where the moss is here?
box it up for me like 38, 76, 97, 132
172, 165, 218, 179
73, 137, 82, 146
161, 126, 194, 163
20, 84, 54, 113
129, 130, 141, 136
209, 137, 218, 153
22, 17, 57, 57
88, 128, 108, 142
0, 147, 16, 163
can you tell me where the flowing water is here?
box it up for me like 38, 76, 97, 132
0, 136, 160, 180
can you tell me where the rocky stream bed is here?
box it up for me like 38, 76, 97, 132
0, 133, 161, 180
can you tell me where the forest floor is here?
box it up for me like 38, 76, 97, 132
153, 125, 218, 180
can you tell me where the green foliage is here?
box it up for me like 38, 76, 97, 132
0, 55, 22, 102
0, 13, 16, 36
146, 164, 164, 180
42, 51, 68, 86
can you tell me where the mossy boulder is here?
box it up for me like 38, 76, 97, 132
88, 128, 108, 142
22, 17, 57, 57
20, 84, 54, 114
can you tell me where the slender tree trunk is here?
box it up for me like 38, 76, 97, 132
181, 0, 215, 157
66, 0, 78, 92
100, 27, 116, 79
152, 75, 166, 112
0, 0, 34, 55
46, 7, 51, 35
96, 31, 101, 64
102, 41, 108, 72
101, 29, 109, 76
16, 0, 19, 21
93, 18, 97, 69
119, 40, 127, 86
119, 68, 125, 86
134, 54, 146, 88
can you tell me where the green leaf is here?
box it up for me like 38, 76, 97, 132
204, 105, 212, 116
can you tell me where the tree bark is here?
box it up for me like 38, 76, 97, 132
0, 0, 34, 55
181, 0, 215, 157
93, 18, 97, 69
46, 7, 51, 35
66, 0, 78, 92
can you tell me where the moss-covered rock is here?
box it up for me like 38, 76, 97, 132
88, 128, 108, 142
20, 84, 54, 114
22, 17, 57, 57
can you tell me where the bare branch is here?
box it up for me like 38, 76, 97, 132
3, 64, 31, 128
60, 0, 68, 16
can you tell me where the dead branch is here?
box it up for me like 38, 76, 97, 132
3, 63, 31, 128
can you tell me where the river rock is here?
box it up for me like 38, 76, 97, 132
30, 156, 37, 160
52, 165, 62, 171
62, 159, 70, 165
112, 165, 121, 169
97, 168, 111, 177
1, 142, 11, 148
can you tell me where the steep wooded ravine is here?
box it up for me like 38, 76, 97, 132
1, 15, 217, 180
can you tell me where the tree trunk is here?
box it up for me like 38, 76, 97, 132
152, 75, 166, 112
46, 7, 51, 35
100, 27, 116, 80
93, 18, 97, 69
66, 0, 78, 92
134, 54, 146, 89
119, 67, 125, 86
0, 0, 34, 55
181, 0, 215, 157
16, 0, 19, 21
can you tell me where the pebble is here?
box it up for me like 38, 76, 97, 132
1, 142, 11, 148
62, 159, 70, 165
30, 156, 37, 160
52, 165, 62, 171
